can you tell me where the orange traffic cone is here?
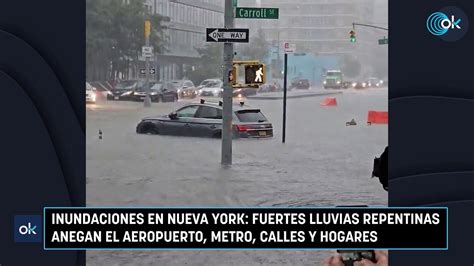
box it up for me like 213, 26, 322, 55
367, 111, 388, 125
320, 97, 337, 106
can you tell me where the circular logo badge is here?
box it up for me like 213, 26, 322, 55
426, 6, 469, 42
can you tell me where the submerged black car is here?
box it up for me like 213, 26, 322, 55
290, 78, 310, 90
131, 82, 178, 102
107, 80, 143, 101
136, 101, 273, 138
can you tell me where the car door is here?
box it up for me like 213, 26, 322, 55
161, 83, 175, 101
192, 106, 223, 137
161, 105, 199, 136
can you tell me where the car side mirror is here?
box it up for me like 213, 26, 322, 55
169, 112, 178, 120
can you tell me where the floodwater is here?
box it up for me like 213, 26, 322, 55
86, 87, 388, 265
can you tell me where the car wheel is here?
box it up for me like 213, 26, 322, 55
139, 124, 159, 135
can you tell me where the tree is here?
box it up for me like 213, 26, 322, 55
86, 0, 168, 81
184, 44, 223, 85
235, 28, 270, 62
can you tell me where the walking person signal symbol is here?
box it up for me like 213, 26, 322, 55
255, 67, 263, 83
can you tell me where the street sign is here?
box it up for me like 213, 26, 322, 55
244, 64, 266, 85
378, 37, 388, 45
206, 28, 249, 43
235, 7, 279, 19
142, 46, 153, 57
140, 68, 155, 75
283, 42, 296, 53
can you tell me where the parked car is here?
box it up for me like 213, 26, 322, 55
351, 81, 368, 89
197, 78, 221, 90
233, 87, 258, 97
136, 100, 273, 139
258, 82, 282, 93
107, 80, 143, 101
290, 78, 310, 90
198, 80, 223, 97
367, 77, 384, 88
86, 82, 96, 103
169, 79, 197, 98
130, 81, 157, 102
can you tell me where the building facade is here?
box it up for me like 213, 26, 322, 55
145, 0, 224, 81
236, 0, 387, 79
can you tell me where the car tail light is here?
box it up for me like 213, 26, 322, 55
236, 125, 249, 132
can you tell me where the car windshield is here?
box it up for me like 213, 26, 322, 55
327, 72, 342, 77
170, 81, 183, 88
204, 80, 222, 88
86, 83, 93, 91
150, 83, 163, 91
115, 80, 137, 90
136, 82, 157, 91
235, 110, 267, 122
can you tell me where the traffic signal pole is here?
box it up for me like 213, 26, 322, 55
282, 53, 288, 143
144, 19, 152, 107
221, 0, 234, 165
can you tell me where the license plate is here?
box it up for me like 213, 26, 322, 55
140, 97, 146, 100
258, 131, 267, 136
114, 96, 119, 100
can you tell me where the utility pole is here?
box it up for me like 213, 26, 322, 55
221, 0, 234, 165
144, 18, 152, 107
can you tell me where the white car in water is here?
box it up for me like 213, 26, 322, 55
86, 82, 97, 103
198, 80, 223, 97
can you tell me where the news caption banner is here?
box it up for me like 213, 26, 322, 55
43, 207, 447, 250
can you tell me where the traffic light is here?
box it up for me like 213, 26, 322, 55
244, 64, 266, 85
349, 30, 356, 43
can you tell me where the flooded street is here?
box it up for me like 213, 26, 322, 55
86, 87, 387, 265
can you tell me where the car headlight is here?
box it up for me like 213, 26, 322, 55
107, 91, 113, 95
121, 91, 132, 96
362, 82, 367, 87
323, 81, 327, 85
198, 89, 203, 94
336, 80, 341, 84
352, 82, 357, 87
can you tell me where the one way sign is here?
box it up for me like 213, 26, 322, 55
206, 28, 249, 43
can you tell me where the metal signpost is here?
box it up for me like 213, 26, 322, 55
220, 0, 236, 165
143, 19, 152, 107
282, 42, 295, 143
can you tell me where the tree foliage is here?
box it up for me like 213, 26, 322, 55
184, 44, 223, 85
235, 28, 270, 62
86, 0, 168, 81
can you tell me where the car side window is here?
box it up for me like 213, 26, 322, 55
176, 105, 199, 118
195, 106, 222, 119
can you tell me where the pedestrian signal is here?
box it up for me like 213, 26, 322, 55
244, 64, 266, 85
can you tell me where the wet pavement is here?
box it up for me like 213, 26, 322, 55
86, 87, 388, 265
